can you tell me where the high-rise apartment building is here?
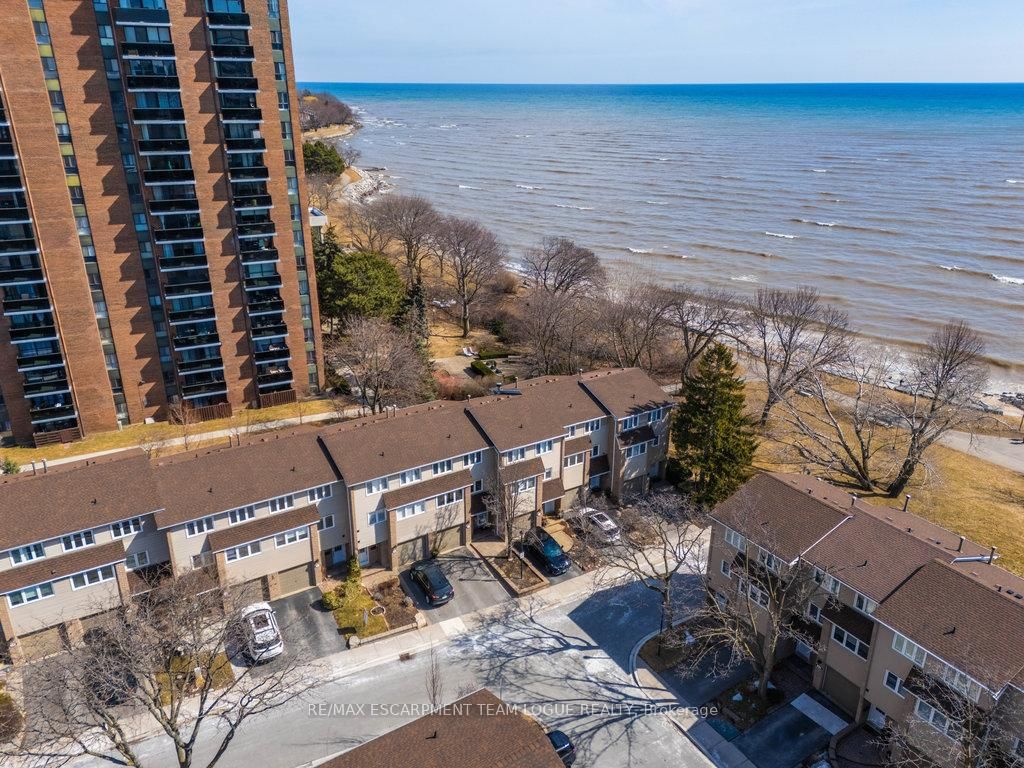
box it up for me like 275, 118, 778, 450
0, 0, 323, 446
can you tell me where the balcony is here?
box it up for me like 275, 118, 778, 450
236, 221, 275, 237
244, 274, 282, 291
137, 139, 190, 155
254, 344, 289, 364
143, 168, 195, 184
112, 7, 171, 25
210, 44, 255, 60
0, 266, 44, 285
0, 174, 24, 191
176, 357, 225, 375
167, 306, 216, 324
119, 40, 176, 58
125, 75, 180, 90
159, 253, 208, 270
17, 351, 65, 371
0, 206, 29, 222
232, 193, 272, 209
148, 197, 199, 214
220, 107, 262, 122
29, 403, 77, 422
250, 321, 288, 339
22, 378, 69, 398
163, 278, 213, 298
8, 323, 56, 342
0, 141, 14, 158
152, 225, 204, 243
216, 77, 259, 91
132, 108, 186, 123
2, 295, 51, 313
225, 137, 266, 153
247, 297, 284, 315
181, 381, 228, 398
0, 238, 39, 255
256, 369, 292, 387
173, 332, 220, 349
228, 166, 268, 181
240, 248, 278, 264
206, 11, 251, 28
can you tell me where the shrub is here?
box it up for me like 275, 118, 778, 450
664, 456, 688, 489
496, 270, 520, 295
1, 457, 19, 475
321, 589, 342, 612
346, 555, 362, 584
0, 684, 22, 743
477, 347, 511, 360
470, 360, 494, 377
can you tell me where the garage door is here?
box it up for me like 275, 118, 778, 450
394, 535, 428, 567
823, 668, 861, 716
432, 525, 462, 555
278, 563, 316, 596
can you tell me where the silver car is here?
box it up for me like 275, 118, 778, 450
240, 602, 284, 662
574, 507, 621, 544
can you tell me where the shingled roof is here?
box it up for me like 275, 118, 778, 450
579, 368, 674, 419
381, 470, 473, 510
0, 540, 125, 594
206, 505, 319, 553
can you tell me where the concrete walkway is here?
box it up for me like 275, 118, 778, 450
938, 431, 1024, 475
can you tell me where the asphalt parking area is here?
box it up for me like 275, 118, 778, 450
521, 543, 584, 585
399, 547, 510, 623
233, 587, 342, 675
732, 702, 831, 768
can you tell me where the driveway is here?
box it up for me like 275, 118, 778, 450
399, 547, 510, 623
520, 544, 584, 585
660, 646, 753, 706
732, 701, 831, 768
265, 587, 342, 665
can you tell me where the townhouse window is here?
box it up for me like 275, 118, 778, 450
515, 477, 536, 493
724, 527, 746, 553
720, 560, 731, 578
62, 530, 95, 552
740, 579, 769, 608
884, 671, 905, 697
472, 479, 483, 494
226, 542, 261, 561
832, 625, 869, 659
854, 593, 878, 616
544, 468, 553, 480
368, 509, 386, 526
10, 543, 45, 565
621, 415, 640, 431
111, 517, 143, 538
396, 502, 426, 520
8, 583, 54, 607
308, 484, 332, 502
567, 425, 576, 437
648, 407, 665, 423
399, 468, 422, 486
269, 494, 294, 512
275, 527, 309, 547
126, 551, 150, 570
317, 515, 335, 531
536, 440, 553, 455
463, 451, 482, 466
591, 444, 600, 457
436, 490, 463, 507
366, 477, 389, 495
942, 665, 982, 702
185, 517, 215, 537
814, 567, 841, 596
71, 565, 116, 590
892, 632, 927, 666
807, 603, 822, 624
625, 443, 648, 459
432, 459, 453, 476
757, 548, 780, 573
915, 699, 950, 735
585, 419, 601, 433
229, 506, 256, 525
504, 447, 526, 464
564, 453, 583, 468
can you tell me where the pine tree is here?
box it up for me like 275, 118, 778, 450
671, 343, 757, 506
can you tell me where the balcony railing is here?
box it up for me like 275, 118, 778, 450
2, 296, 51, 313
176, 357, 225, 375
254, 345, 290, 363
132, 108, 186, 123
167, 306, 216, 324
143, 168, 195, 184
236, 221, 275, 237
220, 107, 262, 122
0, 238, 39, 255
250, 321, 288, 338
228, 166, 268, 180
159, 253, 208, 270
8, 323, 56, 342
216, 77, 258, 91
22, 378, 69, 398
0, 206, 30, 222
210, 44, 255, 60
240, 248, 278, 264
225, 137, 266, 152
17, 352, 65, 371
207, 11, 251, 28
247, 299, 284, 315
257, 369, 293, 386
112, 7, 171, 25
125, 75, 180, 90
173, 332, 220, 350
0, 266, 44, 285
0, 174, 25, 191
243, 274, 282, 291
137, 138, 191, 155
119, 40, 176, 58
152, 225, 204, 242
29, 403, 77, 422
164, 279, 213, 298
148, 197, 200, 214
180, 381, 229, 398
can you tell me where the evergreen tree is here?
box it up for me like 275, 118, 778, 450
302, 140, 346, 176
671, 343, 757, 506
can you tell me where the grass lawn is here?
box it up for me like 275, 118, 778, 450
156, 651, 235, 706
328, 582, 388, 639
428, 315, 500, 360
0, 398, 336, 468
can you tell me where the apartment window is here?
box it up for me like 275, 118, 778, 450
740, 579, 769, 608
71, 565, 116, 590
892, 632, 927, 666
33, 20, 49, 43
269, 494, 294, 512
308, 484, 332, 502
724, 527, 746, 552
50, 91, 65, 109
126, 551, 150, 570
504, 447, 526, 464
270, 30, 284, 50
8, 583, 53, 607
536, 440, 553, 455
111, 517, 143, 538
432, 459, 453, 476
515, 477, 536, 493
807, 602, 822, 624
621, 415, 640, 431
226, 541, 261, 562
832, 625, 869, 660
814, 567, 841, 596
274, 62, 286, 81
10, 543, 45, 565
564, 453, 583, 468
62, 530, 95, 552
463, 451, 482, 466
97, 24, 114, 45
229, 506, 256, 525
854, 593, 878, 616
757, 548, 780, 573
625, 443, 648, 459
436, 489, 464, 507
275, 527, 309, 547
472, 479, 483, 494
185, 517, 215, 537
317, 515, 335, 531
366, 477, 388, 495
281, 120, 292, 139
915, 699, 950, 735
884, 671, 905, 697
720, 560, 731, 577
277, 91, 289, 110
648, 407, 665, 423
396, 501, 426, 520
585, 419, 601, 433
942, 665, 983, 702
267, 0, 280, 18
368, 509, 386, 526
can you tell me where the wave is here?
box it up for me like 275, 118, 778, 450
627, 248, 653, 254
811, 168, 830, 173
515, 184, 540, 190
992, 274, 1024, 286
730, 274, 759, 283
554, 203, 595, 210
1007, 179, 1020, 184
644, 200, 669, 206
936, 265, 1024, 286
791, 218, 837, 227
764, 231, 798, 239
457, 184, 481, 190
937, 265, 965, 272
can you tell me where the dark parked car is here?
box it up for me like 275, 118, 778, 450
547, 730, 576, 766
525, 527, 571, 576
410, 560, 455, 606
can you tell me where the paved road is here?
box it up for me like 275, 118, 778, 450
938, 431, 1024, 474
73, 579, 707, 768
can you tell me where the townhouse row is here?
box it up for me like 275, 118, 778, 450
708, 473, 1024, 768
0, 368, 674, 663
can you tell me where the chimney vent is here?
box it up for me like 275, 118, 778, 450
988, 546, 997, 564
957, 536, 965, 552
903, 494, 911, 512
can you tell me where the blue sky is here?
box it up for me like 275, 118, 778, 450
288, 0, 1024, 84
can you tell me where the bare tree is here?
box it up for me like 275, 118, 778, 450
2, 572, 315, 768
521, 237, 606, 297
137, 433, 169, 459
484, 465, 535, 558
747, 286, 851, 428
306, 172, 344, 210
669, 287, 745, 381
435, 217, 505, 337
886, 320, 986, 497
423, 644, 446, 711
598, 274, 675, 371
342, 199, 394, 256
517, 289, 600, 375
168, 401, 199, 450
325, 317, 427, 414
376, 195, 441, 288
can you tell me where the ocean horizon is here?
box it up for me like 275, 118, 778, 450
300, 82, 1024, 389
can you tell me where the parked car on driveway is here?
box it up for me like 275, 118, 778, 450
547, 730, 577, 766
240, 602, 284, 662
410, 559, 455, 606
524, 526, 572, 575
571, 506, 621, 544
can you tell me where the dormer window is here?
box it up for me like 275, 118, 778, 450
854, 592, 878, 616
621, 415, 640, 431
62, 530, 95, 552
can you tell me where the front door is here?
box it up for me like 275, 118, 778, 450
867, 705, 886, 731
